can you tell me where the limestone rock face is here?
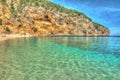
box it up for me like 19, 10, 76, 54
0, 1, 110, 36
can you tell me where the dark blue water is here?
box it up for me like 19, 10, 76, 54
0, 37, 120, 80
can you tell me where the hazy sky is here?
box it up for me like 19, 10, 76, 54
49, 0, 120, 36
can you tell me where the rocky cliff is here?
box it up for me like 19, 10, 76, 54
0, 0, 110, 36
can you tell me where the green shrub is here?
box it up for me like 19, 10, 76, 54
32, 21, 34, 25
33, 27, 38, 33
0, 20, 2, 25
83, 30, 87, 34
4, 27, 11, 33
95, 26, 98, 30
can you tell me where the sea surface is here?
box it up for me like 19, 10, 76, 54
0, 37, 120, 80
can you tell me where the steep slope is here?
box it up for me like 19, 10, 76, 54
0, 0, 110, 36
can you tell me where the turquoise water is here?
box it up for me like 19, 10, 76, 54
0, 37, 120, 80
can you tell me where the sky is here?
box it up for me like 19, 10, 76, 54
49, 0, 120, 36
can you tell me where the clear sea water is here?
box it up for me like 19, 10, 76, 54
0, 37, 120, 80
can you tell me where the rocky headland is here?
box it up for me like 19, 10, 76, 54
0, 0, 110, 37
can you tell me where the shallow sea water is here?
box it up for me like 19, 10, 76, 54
0, 37, 120, 80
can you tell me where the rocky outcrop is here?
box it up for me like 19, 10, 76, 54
0, 0, 110, 36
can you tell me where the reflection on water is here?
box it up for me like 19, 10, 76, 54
0, 37, 120, 80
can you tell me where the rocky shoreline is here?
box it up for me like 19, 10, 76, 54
0, 34, 32, 41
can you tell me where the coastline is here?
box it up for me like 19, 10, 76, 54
0, 33, 110, 42
0, 34, 33, 42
